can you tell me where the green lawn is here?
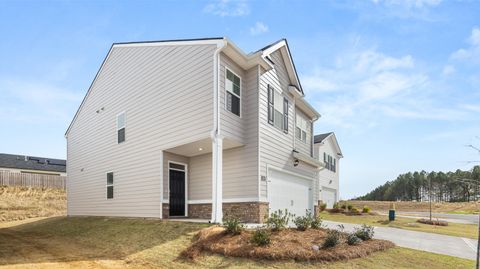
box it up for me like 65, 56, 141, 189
0, 216, 475, 269
320, 212, 478, 239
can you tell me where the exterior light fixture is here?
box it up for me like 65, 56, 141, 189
293, 159, 299, 167
198, 147, 203, 151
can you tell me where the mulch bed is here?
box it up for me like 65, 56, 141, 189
181, 227, 395, 262
417, 218, 448, 226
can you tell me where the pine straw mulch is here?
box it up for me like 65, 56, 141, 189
181, 226, 395, 262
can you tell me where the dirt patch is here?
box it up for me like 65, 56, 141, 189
0, 186, 66, 222
182, 227, 394, 262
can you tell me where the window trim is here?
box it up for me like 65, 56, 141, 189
167, 160, 188, 217
106, 171, 114, 200
295, 112, 308, 144
224, 68, 242, 118
117, 111, 126, 144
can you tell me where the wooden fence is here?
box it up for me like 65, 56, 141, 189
0, 171, 66, 190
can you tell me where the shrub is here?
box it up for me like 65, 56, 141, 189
347, 233, 362, 245
223, 216, 244, 235
362, 206, 371, 213
322, 230, 341, 248
417, 218, 448, 226
267, 209, 294, 231
311, 215, 323, 229
333, 202, 340, 209
347, 204, 353, 211
350, 207, 359, 213
340, 203, 347, 210
319, 202, 327, 212
355, 224, 375, 241
251, 229, 270, 246
294, 210, 313, 231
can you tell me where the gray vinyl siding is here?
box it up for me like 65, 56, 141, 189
294, 109, 313, 157
67, 43, 216, 217
258, 50, 318, 201
188, 153, 212, 201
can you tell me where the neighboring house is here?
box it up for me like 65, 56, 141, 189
314, 132, 343, 208
65, 37, 325, 223
0, 153, 66, 176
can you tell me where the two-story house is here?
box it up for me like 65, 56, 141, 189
314, 132, 343, 208
65, 37, 327, 223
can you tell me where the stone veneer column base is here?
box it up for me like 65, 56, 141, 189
162, 203, 169, 219
187, 202, 269, 223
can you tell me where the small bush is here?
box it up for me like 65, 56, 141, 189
251, 229, 270, 246
362, 206, 371, 213
267, 209, 294, 231
340, 203, 347, 210
350, 207, 359, 213
322, 230, 341, 248
347, 233, 363, 245
311, 215, 323, 229
333, 202, 340, 209
355, 224, 375, 241
294, 210, 313, 231
223, 216, 244, 235
319, 202, 327, 212
347, 204, 353, 211
417, 218, 448, 226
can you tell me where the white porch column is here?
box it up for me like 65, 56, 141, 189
211, 135, 223, 223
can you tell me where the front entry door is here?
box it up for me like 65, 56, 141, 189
169, 169, 185, 216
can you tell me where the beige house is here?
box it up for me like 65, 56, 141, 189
65, 37, 327, 223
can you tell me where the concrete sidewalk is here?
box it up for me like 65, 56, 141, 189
323, 220, 477, 260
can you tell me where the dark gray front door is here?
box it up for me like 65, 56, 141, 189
169, 169, 185, 216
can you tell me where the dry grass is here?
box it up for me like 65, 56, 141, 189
0, 216, 474, 269
182, 226, 394, 262
320, 212, 478, 239
0, 185, 66, 221
347, 200, 479, 214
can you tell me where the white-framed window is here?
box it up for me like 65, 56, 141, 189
267, 84, 288, 133
323, 153, 336, 172
225, 69, 241, 117
106, 172, 114, 199
117, 112, 126, 144
295, 113, 308, 143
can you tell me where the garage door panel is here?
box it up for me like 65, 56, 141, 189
268, 169, 313, 217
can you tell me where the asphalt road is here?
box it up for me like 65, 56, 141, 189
394, 212, 479, 224
323, 220, 478, 260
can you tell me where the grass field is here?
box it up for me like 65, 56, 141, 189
320, 212, 478, 239
347, 200, 480, 214
0, 216, 475, 269
0, 186, 66, 221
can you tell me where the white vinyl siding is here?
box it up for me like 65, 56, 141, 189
67, 43, 217, 218
258, 49, 317, 202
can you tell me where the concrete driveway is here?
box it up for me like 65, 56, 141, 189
323, 220, 478, 260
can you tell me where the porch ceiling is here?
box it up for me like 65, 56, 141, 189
165, 137, 243, 157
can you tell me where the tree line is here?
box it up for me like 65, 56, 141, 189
357, 166, 480, 202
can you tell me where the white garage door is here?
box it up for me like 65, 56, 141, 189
268, 169, 313, 217
322, 187, 337, 208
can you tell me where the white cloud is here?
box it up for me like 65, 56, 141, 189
450, 27, 480, 64
442, 65, 455, 75
250, 22, 269, 36
372, 0, 442, 8
302, 46, 472, 130
203, 0, 249, 17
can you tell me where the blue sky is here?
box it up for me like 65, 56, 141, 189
0, 0, 479, 198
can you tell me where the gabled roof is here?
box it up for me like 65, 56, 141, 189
0, 153, 66, 173
65, 37, 319, 135
314, 132, 343, 158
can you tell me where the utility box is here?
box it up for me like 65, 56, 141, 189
389, 202, 395, 221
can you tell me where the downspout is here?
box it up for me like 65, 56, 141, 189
211, 39, 227, 223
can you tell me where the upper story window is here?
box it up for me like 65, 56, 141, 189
267, 85, 288, 133
323, 153, 336, 172
117, 112, 126, 144
295, 113, 308, 143
226, 69, 241, 117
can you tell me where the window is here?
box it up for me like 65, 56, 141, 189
226, 69, 241, 116
267, 84, 288, 133
295, 113, 308, 143
107, 172, 114, 199
322, 154, 336, 172
117, 112, 126, 144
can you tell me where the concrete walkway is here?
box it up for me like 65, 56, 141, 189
323, 220, 478, 260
